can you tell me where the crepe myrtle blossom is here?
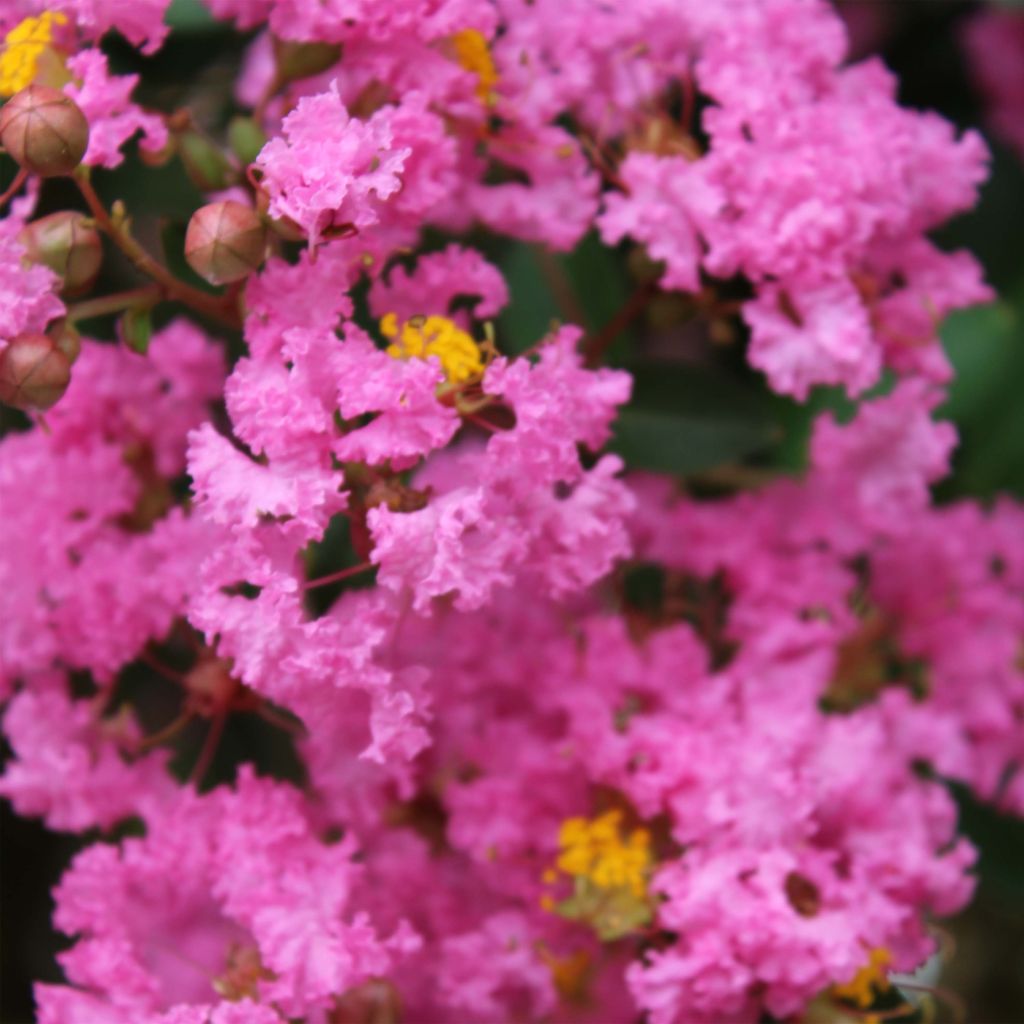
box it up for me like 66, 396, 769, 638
0, 1, 1018, 1023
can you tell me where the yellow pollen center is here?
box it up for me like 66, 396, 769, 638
543, 808, 655, 941
451, 28, 498, 104
832, 947, 892, 1009
557, 809, 652, 898
0, 12, 66, 96
381, 312, 484, 384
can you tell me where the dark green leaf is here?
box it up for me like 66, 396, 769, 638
609, 362, 779, 474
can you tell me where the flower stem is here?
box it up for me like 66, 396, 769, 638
74, 171, 242, 329
0, 167, 28, 210
303, 561, 375, 591
583, 281, 657, 367
66, 285, 162, 324
189, 707, 228, 789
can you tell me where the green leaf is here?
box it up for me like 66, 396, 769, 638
228, 117, 268, 165
940, 289, 1024, 498
608, 362, 779, 475
611, 407, 777, 474
165, 0, 218, 30
495, 244, 562, 354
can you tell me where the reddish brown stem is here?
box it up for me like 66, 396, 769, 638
303, 561, 375, 591
463, 411, 503, 434
0, 167, 28, 210
138, 712, 193, 752
190, 708, 228, 788
583, 281, 658, 367
75, 173, 242, 329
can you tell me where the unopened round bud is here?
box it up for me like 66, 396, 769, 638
0, 333, 71, 411
50, 319, 82, 364
177, 130, 232, 191
0, 85, 89, 178
185, 200, 267, 286
19, 211, 102, 295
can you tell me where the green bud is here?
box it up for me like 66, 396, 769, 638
120, 306, 153, 355
227, 116, 267, 165
50, 319, 82, 364
19, 211, 102, 296
271, 37, 342, 83
177, 130, 233, 191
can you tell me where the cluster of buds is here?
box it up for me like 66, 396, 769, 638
0, 84, 90, 414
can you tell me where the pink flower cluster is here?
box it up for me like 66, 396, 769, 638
0, 1, 1020, 1022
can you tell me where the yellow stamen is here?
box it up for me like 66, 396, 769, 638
832, 947, 892, 1009
0, 13, 66, 96
451, 28, 498, 104
556, 809, 652, 898
543, 808, 656, 941
382, 312, 484, 384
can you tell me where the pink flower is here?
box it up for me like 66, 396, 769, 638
0, 219, 63, 352
599, 154, 721, 292
255, 82, 411, 246
45, 0, 171, 53
743, 275, 879, 399
963, 8, 1024, 161
369, 244, 508, 326
64, 49, 168, 168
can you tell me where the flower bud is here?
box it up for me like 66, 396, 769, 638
227, 116, 266, 165
49, 319, 82, 364
0, 85, 89, 177
271, 36, 342, 84
177, 129, 233, 191
185, 200, 268, 286
19, 211, 102, 295
0, 333, 71, 410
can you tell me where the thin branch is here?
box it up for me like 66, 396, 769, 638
138, 712, 193, 752
75, 172, 241, 329
532, 247, 589, 327
582, 281, 657, 367
189, 708, 228, 788
66, 285, 162, 323
0, 167, 28, 210
303, 561, 375, 591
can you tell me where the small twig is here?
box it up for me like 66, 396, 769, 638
255, 702, 307, 738
0, 167, 28, 209
463, 411, 504, 434
532, 247, 589, 327
582, 281, 657, 367
139, 648, 187, 686
66, 285, 162, 323
303, 560, 375, 591
189, 707, 228, 788
75, 172, 242, 329
138, 712, 193, 752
